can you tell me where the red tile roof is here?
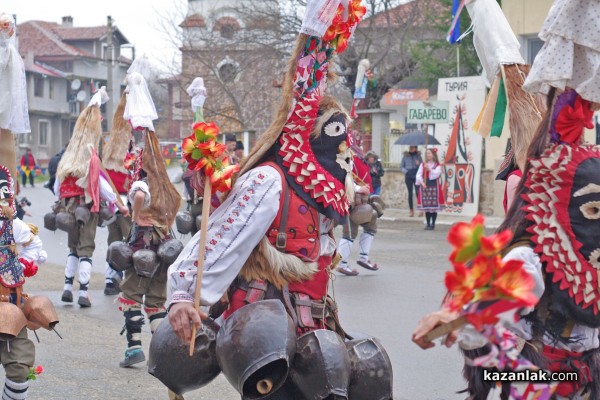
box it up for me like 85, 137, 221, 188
18, 21, 92, 59
17, 20, 129, 60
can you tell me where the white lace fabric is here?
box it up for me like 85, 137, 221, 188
524, 0, 600, 103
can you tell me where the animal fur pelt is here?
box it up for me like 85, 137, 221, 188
102, 92, 131, 173
138, 130, 180, 231
57, 104, 102, 182
503, 64, 547, 171
240, 236, 318, 289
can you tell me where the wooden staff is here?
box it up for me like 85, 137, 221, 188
423, 315, 468, 343
189, 179, 212, 356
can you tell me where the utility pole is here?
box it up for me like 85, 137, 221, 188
106, 15, 114, 130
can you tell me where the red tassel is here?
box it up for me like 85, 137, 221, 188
20, 258, 38, 278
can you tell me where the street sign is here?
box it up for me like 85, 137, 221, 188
407, 101, 449, 124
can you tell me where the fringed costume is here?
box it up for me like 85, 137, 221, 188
115, 69, 182, 368
54, 88, 124, 308
166, 1, 393, 399
102, 92, 134, 296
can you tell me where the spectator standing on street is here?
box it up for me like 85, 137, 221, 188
400, 146, 422, 217
19, 147, 36, 187
234, 140, 244, 164
44, 143, 67, 194
225, 134, 238, 165
415, 148, 444, 230
365, 151, 384, 195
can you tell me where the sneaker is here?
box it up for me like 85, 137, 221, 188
78, 295, 91, 308
357, 259, 379, 271
104, 282, 121, 296
120, 348, 146, 368
61, 290, 73, 303
337, 266, 359, 276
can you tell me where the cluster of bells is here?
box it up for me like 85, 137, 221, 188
349, 194, 385, 225
44, 205, 185, 279
148, 300, 394, 400
44, 204, 116, 231
1, 295, 61, 344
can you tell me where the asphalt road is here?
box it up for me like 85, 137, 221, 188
18, 184, 467, 400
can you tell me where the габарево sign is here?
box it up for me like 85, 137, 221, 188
407, 101, 449, 124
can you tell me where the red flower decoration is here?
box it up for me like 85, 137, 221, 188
181, 121, 239, 194
492, 259, 537, 307
447, 214, 485, 263
323, 0, 366, 53
480, 230, 513, 257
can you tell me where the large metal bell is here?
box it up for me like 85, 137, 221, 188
22, 296, 59, 331
157, 239, 184, 268
106, 241, 134, 272
132, 249, 160, 278
346, 335, 393, 400
216, 300, 296, 399
97, 206, 117, 227
350, 204, 374, 225
290, 329, 351, 400
74, 206, 91, 224
55, 212, 76, 232
43, 212, 57, 231
148, 318, 221, 395
0, 302, 27, 341
175, 211, 194, 235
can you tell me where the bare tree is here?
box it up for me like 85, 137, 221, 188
154, 0, 478, 136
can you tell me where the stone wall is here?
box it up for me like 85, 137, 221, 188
380, 168, 497, 216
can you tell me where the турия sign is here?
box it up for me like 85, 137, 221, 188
407, 101, 449, 124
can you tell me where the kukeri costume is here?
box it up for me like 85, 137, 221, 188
445, 1, 600, 399
109, 71, 182, 368
0, 15, 53, 399
162, 1, 393, 399
51, 88, 121, 308
102, 92, 135, 296
337, 153, 384, 276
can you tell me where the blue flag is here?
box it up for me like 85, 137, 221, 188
447, 0, 464, 44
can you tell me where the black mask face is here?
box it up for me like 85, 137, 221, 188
276, 112, 350, 223
569, 157, 600, 269
310, 113, 348, 185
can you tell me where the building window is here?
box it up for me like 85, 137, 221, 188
213, 16, 241, 39
527, 38, 544, 64
217, 57, 240, 84
39, 120, 50, 146
34, 76, 45, 98
49, 79, 54, 99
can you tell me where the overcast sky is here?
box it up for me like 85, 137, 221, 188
5, 0, 186, 74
